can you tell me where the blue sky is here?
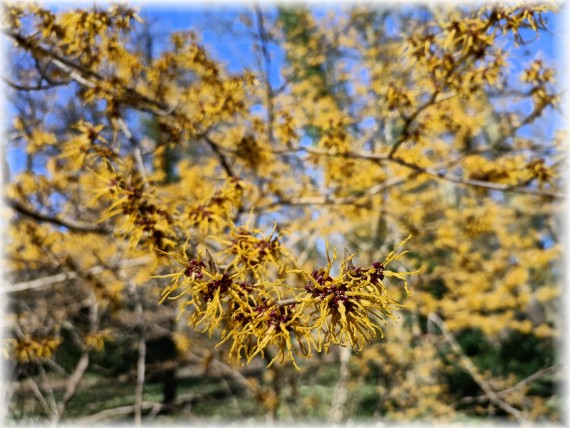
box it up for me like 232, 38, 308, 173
141, 5, 561, 64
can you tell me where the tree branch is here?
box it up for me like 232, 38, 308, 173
52, 295, 98, 424
257, 176, 406, 211
275, 297, 299, 308
27, 375, 56, 418
2, 76, 69, 91
3, 256, 152, 294
275, 146, 565, 199
454, 365, 559, 406
75, 402, 166, 424
428, 313, 528, 423
330, 346, 351, 423
123, 277, 147, 427
5, 31, 171, 116
117, 118, 149, 187
203, 136, 236, 178
6, 196, 112, 234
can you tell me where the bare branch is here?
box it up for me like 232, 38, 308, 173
330, 346, 351, 423
203, 136, 236, 178
75, 402, 166, 424
117, 118, 149, 187
52, 295, 98, 424
122, 276, 147, 427
6, 196, 111, 234
275, 297, 299, 308
428, 313, 528, 423
455, 365, 560, 406
274, 146, 565, 199
2, 256, 152, 294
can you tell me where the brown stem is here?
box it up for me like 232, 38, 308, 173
330, 346, 351, 422
6, 196, 111, 234
272, 146, 565, 199
3, 256, 152, 294
117, 118, 149, 187
275, 297, 299, 308
428, 313, 528, 423
52, 296, 98, 424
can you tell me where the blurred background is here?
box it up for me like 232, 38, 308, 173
2, 2, 565, 424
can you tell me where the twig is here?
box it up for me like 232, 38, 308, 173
6, 196, 111, 234
257, 177, 406, 211
52, 295, 98, 425
389, 155, 564, 199
330, 346, 351, 423
117, 118, 149, 187
455, 365, 559, 405
75, 402, 166, 424
27, 375, 56, 418
388, 91, 440, 158
2, 256, 152, 294
275, 297, 299, 308
428, 313, 528, 423
2, 76, 69, 91
125, 279, 146, 427
203, 136, 236, 178
274, 146, 565, 199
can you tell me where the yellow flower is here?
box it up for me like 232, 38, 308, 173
217, 222, 291, 277
161, 234, 420, 368
295, 237, 421, 352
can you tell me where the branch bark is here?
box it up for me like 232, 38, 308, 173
258, 176, 406, 210
117, 118, 149, 187
2, 256, 152, 294
454, 365, 559, 406
52, 295, 99, 425
6, 196, 111, 234
428, 313, 528, 423
274, 146, 565, 199
124, 278, 147, 427
330, 346, 351, 423
75, 402, 166, 424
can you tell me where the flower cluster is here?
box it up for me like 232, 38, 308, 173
294, 237, 418, 353
187, 178, 245, 235
216, 222, 291, 276
5, 335, 62, 362
159, 234, 421, 368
